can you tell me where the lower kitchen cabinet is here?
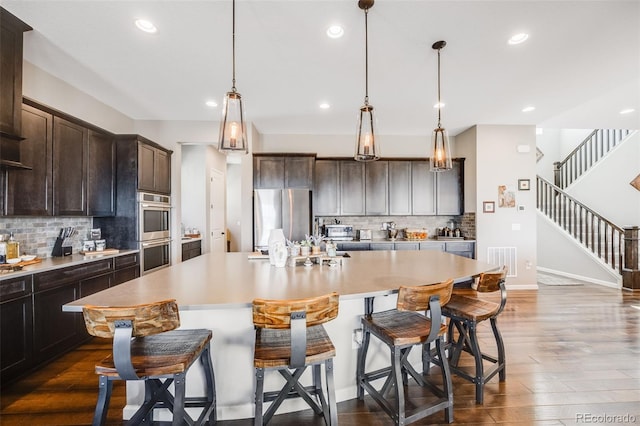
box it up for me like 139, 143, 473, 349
444, 241, 475, 259
370, 242, 394, 251
0, 252, 140, 387
182, 240, 202, 261
0, 276, 33, 386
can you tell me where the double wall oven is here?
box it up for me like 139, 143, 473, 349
138, 192, 171, 275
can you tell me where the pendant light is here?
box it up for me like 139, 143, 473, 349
354, 0, 380, 162
430, 40, 452, 171
218, 0, 247, 154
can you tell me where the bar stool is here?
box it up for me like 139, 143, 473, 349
357, 279, 454, 425
82, 299, 216, 425
252, 292, 339, 426
440, 266, 507, 404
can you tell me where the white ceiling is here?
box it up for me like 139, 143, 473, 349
3, 0, 640, 137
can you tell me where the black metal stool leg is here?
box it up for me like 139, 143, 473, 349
325, 358, 338, 426
491, 317, 506, 381
93, 375, 112, 426
356, 326, 371, 400
467, 322, 485, 404
436, 338, 454, 423
254, 368, 265, 426
172, 372, 186, 426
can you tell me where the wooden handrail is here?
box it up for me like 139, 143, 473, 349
537, 175, 624, 274
553, 129, 630, 188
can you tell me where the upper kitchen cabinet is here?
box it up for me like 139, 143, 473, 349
314, 160, 340, 216
411, 161, 437, 215
436, 158, 464, 215
340, 161, 365, 215
253, 154, 315, 189
388, 161, 412, 216
365, 161, 388, 215
6, 104, 52, 215
53, 117, 87, 216
5, 100, 115, 217
0, 8, 31, 145
135, 137, 172, 195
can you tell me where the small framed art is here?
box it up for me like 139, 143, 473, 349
518, 179, 530, 191
483, 201, 495, 213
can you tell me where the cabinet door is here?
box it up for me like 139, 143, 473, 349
79, 273, 112, 298
395, 243, 419, 251
370, 242, 394, 251
53, 117, 87, 216
0, 275, 33, 384
154, 148, 171, 194
365, 161, 388, 215
33, 284, 81, 363
254, 156, 285, 189
137, 142, 156, 192
419, 241, 445, 251
388, 161, 411, 215
314, 160, 340, 216
445, 241, 475, 259
6, 104, 53, 215
87, 130, 115, 216
0, 11, 29, 138
285, 156, 314, 189
436, 159, 464, 215
411, 161, 436, 215
340, 161, 365, 215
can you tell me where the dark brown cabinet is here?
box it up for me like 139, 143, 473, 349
411, 162, 437, 215
87, 130, 115, 216
253, 155, 315, 189
5, 101, 115, 217
5, 104, 53, 215
53, 117, 87, 216
388, 161, 412, 216
182, 240, 202, 261
365, 161, 388, 215
436, 159, 464, 215
314, 160, 340, 216
0, 275, 33, 386
0, 253, 140, 386
137, 139, 171, 194
340, 161, 365, 215
0, 8, 31, 142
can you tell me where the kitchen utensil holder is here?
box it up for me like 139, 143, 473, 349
51, 237, 73, 257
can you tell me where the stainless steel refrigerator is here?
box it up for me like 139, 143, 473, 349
254, 189, 311, 251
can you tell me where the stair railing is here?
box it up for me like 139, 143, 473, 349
553, 129, 630, 188
537, 175, 624, 274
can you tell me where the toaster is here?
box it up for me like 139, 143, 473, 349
358, 229, 372, 240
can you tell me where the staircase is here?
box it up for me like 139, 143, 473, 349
538, 129, 639, 290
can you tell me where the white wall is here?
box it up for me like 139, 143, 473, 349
474, 125, 538, 288
181, 145, 208, 238
455, 126, 477, 213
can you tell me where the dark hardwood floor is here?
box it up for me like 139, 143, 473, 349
2, 276, 639, 425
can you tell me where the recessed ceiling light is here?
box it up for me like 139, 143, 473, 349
620, 108, 635, 114
433, 102, 445, 109
522, 106, 535, 112
508, 33, 529, 45
205, 100, 218, 108
319, 102, 330, 109
135, 19, 157, 34
326, 25, 344, 39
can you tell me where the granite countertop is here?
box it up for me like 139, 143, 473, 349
181, 236, 202, 244
0, 250, 139, 281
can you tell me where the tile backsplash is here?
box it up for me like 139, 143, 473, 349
0, 217, 93, 258
316, 213, 476, 240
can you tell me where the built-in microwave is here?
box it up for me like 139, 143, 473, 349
138, 192, 171, 241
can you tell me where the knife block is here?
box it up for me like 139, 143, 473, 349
51, 237, 73, 257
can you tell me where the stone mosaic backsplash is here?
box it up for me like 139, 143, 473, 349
316, 213, 476, 240
0, 217, 93, 259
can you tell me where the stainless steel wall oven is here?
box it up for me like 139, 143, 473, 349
138, 192, 171, 274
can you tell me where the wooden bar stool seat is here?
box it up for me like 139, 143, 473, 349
439, 266, 508, 404
82, 299, 216, 425
356, 279, 455, 425
252, 292, 339, 425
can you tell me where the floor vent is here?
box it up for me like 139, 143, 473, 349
487, 247, 517, 277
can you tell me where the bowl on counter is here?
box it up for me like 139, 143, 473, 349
21, 255, 37, 262
404, 228, 428, 241
6, 258, 21, 264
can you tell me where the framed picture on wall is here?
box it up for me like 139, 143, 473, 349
518, 179, 530, 191
483, 201, 495, 213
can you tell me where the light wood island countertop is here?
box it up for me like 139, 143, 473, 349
64, 250, 497, 312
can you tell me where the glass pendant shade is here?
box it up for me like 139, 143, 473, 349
355, 105, 380, 161
430, 126, 452, 171
218, 91, 247, 154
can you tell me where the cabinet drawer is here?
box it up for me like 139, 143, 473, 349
445, 242, 474, 252
370, 243, 394, 251
0, 276, 33, 302
337, 243, 370, 251
395, 243, 419, 251
34, 259, 113, 292
114, 266, 140, 285
419, 242, 445, 251
115, 253, 139, 270
79, 273, 112, 298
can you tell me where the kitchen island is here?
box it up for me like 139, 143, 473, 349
64, 250, 497, 421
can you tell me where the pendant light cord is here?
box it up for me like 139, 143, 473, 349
231, 0, 237, 92
364, 7, 369, 105
437, 47, 442, 127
